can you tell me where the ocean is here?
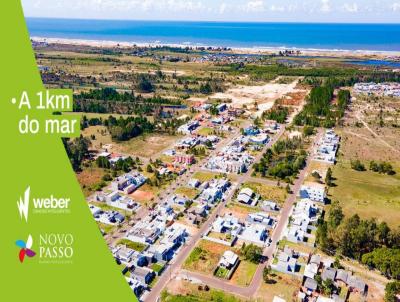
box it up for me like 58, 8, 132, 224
25, 18, 400, 52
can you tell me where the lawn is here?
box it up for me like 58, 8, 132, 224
151, 263, 166, 274
175, 187, 199, 200
214, 266, 230, 279
149, 276, 159, 288
183, 240, 229, 275
243, 181, 287, 204
329, 159, 400, 228
231, 261, 257, 286
116, 239, 147, 252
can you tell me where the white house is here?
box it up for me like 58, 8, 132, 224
300, 182, 326, 203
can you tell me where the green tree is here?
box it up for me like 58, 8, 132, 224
325, 167, 333, 186
96, 156, 111, 169
242, 244, 263, 263
350, 159, 366, 171
146, 164, 154, 173
263, 265, 271, 283
137, 75, 154, 93
385, 281, 400, 302
328, 201, 344, 229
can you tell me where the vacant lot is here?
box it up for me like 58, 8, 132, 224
81, 125, 113, 149
76, 166, 107, 197
116, 239, 147, 252
175, 187, 199, 200
304, 160, 331, 184
115, 133, 181, 158
130, 184, 156, 204
222, 204, 256, 220
338, 127, 400, 162
196, 127, 215, 136
192, 171, 220, 182
329, 159, 400, 228
243, 181, 287, 204
161, 280, 248, 302
230, 261, 257, 287
256, 271, 301, 302
183, 240, 229, 275
183, 240, 257, 286
210, 78, 302, 117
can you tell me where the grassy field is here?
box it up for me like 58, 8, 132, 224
82, 124, 180, 158
115, 133, 181, 158
175, 187, 199, 200
243, 181, 287, 204
81, 125, 113, 149
329, 159, 400, 228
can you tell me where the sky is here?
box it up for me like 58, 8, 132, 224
22, 0, 400, 23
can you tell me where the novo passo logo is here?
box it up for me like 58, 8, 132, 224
16, 235, 36, 263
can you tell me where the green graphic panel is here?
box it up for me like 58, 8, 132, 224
0, 2, 136, 301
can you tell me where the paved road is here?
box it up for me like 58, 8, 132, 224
145, 126, 286, 302
180, 129, 323, 298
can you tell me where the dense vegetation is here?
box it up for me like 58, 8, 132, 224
262, 105, 289, 123
81, 113, 186, 139
227, 64, 400, 83
104, 115, 155, 141
317, 202, 400, 279
369, 160, 395, 175
385, 281, 400, 302
74, 87, 183, 115
62, 136, 91, 171
337, 89, 351, 118
253, 136, 307, 182
362, 248, 400, 280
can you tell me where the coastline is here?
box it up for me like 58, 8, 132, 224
31, 36, 400, 59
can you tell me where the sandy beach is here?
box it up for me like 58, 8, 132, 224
31, 36, 400, 59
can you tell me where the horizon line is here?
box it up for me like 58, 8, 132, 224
24, 16, 400, 25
